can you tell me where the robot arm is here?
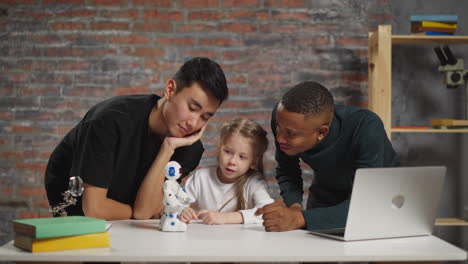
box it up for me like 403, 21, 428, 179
175, 187, 191, 204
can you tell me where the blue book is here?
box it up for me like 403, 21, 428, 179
424, 31, 454, 36
410, 15, 458, 23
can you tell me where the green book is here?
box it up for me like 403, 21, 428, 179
13, 216, 106, 239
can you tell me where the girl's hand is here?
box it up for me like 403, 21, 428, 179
197, 210, 226, 225
180, 207, 198, 223
163, 124, 208, 151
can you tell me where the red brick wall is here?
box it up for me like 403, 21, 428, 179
0, 0, 392, 238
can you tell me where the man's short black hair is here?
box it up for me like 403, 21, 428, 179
281, 81, 334, 116
173, 57, 228, 103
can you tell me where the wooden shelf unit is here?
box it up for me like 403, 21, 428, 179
368, 25, 468, 138
435, 218, 468, 226
368, 25, 468, 226
392, 35, 468, 45
391, 128, 468, 133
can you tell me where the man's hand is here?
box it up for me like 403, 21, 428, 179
255, 200, 306, 232
197, 210, 226, 225
133, 123, 208, 220
180, 207, 198, 223
163, 124, 207, 151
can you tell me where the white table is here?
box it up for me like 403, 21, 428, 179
0, 219, 466, 262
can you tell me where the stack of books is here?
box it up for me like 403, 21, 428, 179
431, 119, 468, 129
12, 216, 110, 252
410, 14, 458, 36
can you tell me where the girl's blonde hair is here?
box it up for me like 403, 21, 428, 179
218, 118, 268, 211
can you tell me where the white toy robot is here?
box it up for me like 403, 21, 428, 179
160, 161, 191, 232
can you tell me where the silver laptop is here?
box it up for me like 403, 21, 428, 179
309, 166, 446, 241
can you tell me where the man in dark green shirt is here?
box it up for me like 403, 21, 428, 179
256, 81, 399, 232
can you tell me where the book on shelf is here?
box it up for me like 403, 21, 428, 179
419, 21, 457, 29
410, 14, 458, 23
427, 32, 453, 36
430, 119, 468, 128
409, 16, 458, 36
413, 31, 454, 36
14, 232, 110, 252
392, 126, 430, 129
411, 23, 456, 33
13, 216, 107, 239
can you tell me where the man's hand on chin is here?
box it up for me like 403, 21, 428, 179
255, 200, 306, 232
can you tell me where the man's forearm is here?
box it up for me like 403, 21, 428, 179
276, 167, 303, 206
287, 203, 306, 230
277, 180, 304, 207
293, 209, 306, 229
84, 198, 133, 220
82, 186, 133, 220
133, 143, 174, 219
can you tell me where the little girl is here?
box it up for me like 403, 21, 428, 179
180, 118, 274, 225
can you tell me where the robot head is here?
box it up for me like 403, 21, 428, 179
164, 161, 182, 181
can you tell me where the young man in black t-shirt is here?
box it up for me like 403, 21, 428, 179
45, 57, 229, 220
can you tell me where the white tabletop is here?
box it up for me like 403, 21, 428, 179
0, 219, 466, 262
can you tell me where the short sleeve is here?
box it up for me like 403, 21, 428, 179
70, 120, 117, 188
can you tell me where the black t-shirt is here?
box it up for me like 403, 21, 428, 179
44, 94, 204, 216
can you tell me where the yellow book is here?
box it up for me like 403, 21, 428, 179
421, 21, 457, 29
431, 119, 468, 128
14, 232, 110, 252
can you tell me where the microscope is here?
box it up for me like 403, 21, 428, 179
432, 45, 468, 127
434, 45, 468, 88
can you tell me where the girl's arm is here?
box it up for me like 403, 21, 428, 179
196, 177, 274, 225
197, 210, 243, 225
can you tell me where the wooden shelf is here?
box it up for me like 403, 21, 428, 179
391, 128, 468, 133
368, 25, 468, 138
392, 35, 468, 45
435, 218, 468, 226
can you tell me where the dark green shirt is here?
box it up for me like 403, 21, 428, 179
271, 104, 399, 230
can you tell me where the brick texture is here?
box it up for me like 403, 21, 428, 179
0, 0, 391, 244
